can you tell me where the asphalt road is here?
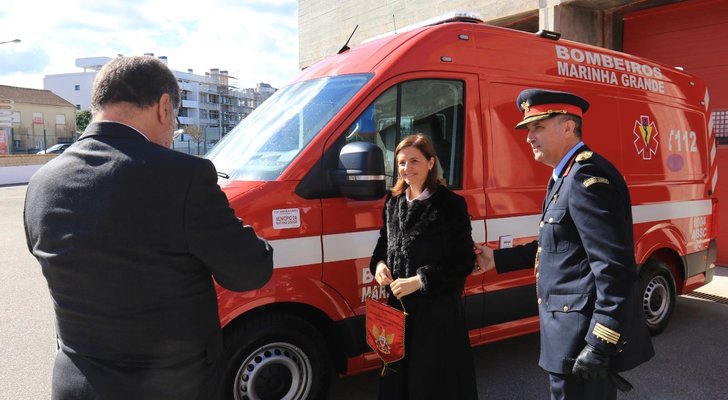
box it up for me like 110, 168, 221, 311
2, 184, 727, 400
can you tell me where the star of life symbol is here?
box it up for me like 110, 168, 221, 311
633, 115, 659, 160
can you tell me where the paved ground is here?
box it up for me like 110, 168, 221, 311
2, 184, 727, 400
330, 268, 728, 399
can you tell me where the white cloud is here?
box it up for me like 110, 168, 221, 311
0, 0, 299, 90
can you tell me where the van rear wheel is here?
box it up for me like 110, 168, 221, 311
219, 313, 331, 400
639, 261, 676, 335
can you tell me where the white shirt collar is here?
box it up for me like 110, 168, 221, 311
406, 187, 432, 203
97, 120, 151, 142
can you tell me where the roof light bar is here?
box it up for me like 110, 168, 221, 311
363, 11, 485, 43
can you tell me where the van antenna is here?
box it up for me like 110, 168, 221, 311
337, 25, 359, 54
393, 15, 397, 34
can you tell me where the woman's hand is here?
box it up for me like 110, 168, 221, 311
390, 276, 422, 299
472, 243, 495, 275
375, 262, 393, 286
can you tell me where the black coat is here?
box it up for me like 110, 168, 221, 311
494, 146, 654, 374
24, 122, 274, 400
370, 185, 478, 400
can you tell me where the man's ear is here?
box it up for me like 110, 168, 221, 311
561, 118, 576, 137
156, 93, 172, 124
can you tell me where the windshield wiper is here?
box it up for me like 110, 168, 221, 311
217, 171, 230, 179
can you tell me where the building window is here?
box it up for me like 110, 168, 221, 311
76, 105, 81, 110
74, 85, 80, 91
714, 110, 728, 145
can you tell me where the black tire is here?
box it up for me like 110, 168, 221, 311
218, 313, 331, 400
639, 261, 676, 336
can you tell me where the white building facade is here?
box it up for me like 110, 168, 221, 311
43, 56, 275, 154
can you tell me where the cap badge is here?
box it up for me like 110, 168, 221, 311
521, 100, 530, 113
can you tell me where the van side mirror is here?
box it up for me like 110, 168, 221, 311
332, 142, 386, 200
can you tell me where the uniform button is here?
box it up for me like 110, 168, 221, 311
535, 272, 539, 278
562, 305, 569, 312
539, 221, 544, 227
537, 298, 542, 305
548, 217, 554, 223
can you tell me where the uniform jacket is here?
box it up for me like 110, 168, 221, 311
24, 122, 274, 399
494, 145, 654, 374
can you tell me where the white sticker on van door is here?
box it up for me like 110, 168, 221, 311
272, 208, 301, 229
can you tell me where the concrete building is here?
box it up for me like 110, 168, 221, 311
297, 0, 728, 261
43, 56, 277, 154
240, 83, 277, 119
0, 85, 77, 154
43, 57, 110, 111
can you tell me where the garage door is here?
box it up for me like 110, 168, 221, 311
624, 0, 728, 108
624, 0, 728, 266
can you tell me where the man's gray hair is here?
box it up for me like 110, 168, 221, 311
558, 114, 583, 139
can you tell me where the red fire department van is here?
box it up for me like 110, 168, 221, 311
205, 12, 718, 400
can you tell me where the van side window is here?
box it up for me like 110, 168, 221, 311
343, 80, 464, 188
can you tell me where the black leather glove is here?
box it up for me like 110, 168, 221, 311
572, 344, 610, 380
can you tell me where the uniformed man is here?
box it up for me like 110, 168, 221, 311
476, 89, 654, 399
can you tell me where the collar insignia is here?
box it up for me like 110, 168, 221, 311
575, 151, 593, 162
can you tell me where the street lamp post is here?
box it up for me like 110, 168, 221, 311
0, 39, 21, 45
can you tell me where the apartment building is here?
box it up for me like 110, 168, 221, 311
43, 56, 276, 154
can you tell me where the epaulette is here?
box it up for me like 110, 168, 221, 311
575, 151, 593, 163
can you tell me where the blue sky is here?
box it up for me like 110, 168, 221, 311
0, 0, 299, 90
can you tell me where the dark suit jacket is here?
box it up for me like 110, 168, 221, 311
24, 122, 273, 399
494, 146, 653, 375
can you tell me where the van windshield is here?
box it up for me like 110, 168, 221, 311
206, 74, 372, 181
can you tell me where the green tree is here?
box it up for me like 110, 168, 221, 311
76, 110, 92, 135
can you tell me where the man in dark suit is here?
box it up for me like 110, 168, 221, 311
476, 89, 654, 399
24, 56, 274, 400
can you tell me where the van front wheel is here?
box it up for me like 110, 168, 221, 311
639, 261, 676, 336
219, 313, 331, 400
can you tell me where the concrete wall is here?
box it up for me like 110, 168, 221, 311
0, 155, 55, 186
297, 0, 684, 71
299, 0, 538, 69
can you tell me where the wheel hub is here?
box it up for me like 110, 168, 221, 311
643, 275, 669, 325
233, 342, 312, 400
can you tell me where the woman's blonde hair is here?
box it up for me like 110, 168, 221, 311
391, 134, 442, 196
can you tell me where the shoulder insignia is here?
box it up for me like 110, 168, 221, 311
575, 151, 593, 162
583, 177, 609, 187
593, 323, 621, 345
